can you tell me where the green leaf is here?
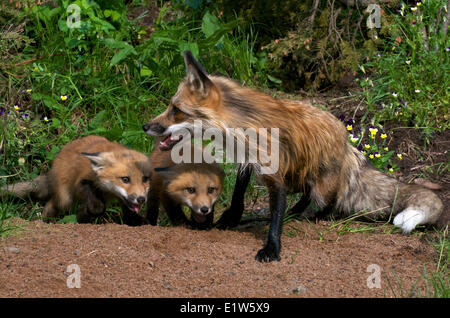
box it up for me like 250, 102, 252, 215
47, 145, 61, 162
42, 96, 62, 111
200, 19, 239, 47
66, 37, 83, 49
103, 38, 130, 49
381, 150, 395, 162
31, 92, 43, 100
201, 11, 220, 37
110, 46, 137, 66
58, 214, 77, 224
58, 18, 68, 32
140, 65, 153, 77
88, 110, 107, 130
268, 75, 282, 84
50, 118, 61, 129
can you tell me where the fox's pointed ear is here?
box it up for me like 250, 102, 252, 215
184, 50, 213, 97
81, 152, 112, 172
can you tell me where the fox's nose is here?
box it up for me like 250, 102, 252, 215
143, 122, 166, 135
200, 206, 209, 214
137, 196, 146, 205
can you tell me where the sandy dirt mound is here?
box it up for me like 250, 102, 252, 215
0, 218, 439, 298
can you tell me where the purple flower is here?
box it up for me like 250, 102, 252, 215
338, 114, 346, 122
0, 107, 5, 116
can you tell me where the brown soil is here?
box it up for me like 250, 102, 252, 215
0, 218, 441, 298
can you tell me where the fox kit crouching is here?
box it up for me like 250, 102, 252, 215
146, 145, 224, 229
1, 135, 151, 225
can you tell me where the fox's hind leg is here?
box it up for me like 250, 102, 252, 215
288, 185, 311, 217
216, 164, 252, 229
289, 195, 310, 215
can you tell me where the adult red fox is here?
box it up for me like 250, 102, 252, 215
142, 51, 443, 262
1, 135, 151, 225
146, 143, 224, 230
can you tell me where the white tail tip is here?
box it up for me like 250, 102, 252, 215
393, 209, 425, 233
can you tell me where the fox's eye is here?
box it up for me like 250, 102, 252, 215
207, 187, 216, 194
171, 105, 181, 115
185, 187, 196, 194
142, 176, 150, 183
121, 177, 130, 184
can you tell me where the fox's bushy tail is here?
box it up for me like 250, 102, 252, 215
336, 146, 443, 233
1, 175, 50, 201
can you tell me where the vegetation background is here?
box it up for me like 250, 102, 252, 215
0, 0, 448, 296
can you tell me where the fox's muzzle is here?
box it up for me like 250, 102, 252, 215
125, 194, 147, 213
143, 122, 166, 136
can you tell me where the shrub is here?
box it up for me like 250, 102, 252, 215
359, 0, 449, 132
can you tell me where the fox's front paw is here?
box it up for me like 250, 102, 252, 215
255, 242, 281, 262
87, 199, 105, 216
123, 213, 146, 226
190, 214, 214, 230
215, 207, 244, 229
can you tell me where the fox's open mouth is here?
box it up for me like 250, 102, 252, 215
192, 212, 207, 223
159, 134, 183, 151
125, 201, 144, 213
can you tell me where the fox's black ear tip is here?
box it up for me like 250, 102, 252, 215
154, 166, 172, 172
81, 152, 99, 157
184, 50, 194, 64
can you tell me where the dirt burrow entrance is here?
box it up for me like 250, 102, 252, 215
0, 218, 439, 298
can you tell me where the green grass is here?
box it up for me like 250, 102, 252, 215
383, 228, 449, 298
0, 0, 269, 229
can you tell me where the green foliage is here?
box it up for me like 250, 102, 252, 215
0, 0, 270, 223
259, 0, 376, 90
359, 0, 449, 132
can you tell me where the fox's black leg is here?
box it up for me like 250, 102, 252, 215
289, 191, 311, 215
76, 181, 105, 223
215, 164, 252, 229
121, 205, 145, 226
145, 188, 160, 226
162, 198, 189, 226
255, 178, 287, 262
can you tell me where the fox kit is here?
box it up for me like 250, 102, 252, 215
143, 51, 444, 262
146, 145, 224, 229
1, 135, 151, 225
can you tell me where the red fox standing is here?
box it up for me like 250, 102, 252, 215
143, 51, 444, 262
146, 142, 225, 230
1, 135, 151, 225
